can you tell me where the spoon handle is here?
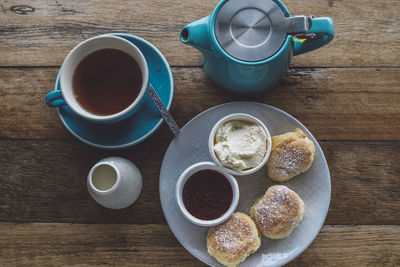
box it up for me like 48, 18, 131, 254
148, 84, 181, 136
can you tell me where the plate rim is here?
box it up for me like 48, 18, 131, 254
159, 101, 331, 266
55, 33, 174, 149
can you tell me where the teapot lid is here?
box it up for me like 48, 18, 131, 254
214, 0, 312, 62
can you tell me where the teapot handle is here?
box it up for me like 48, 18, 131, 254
293, 17, 334, 56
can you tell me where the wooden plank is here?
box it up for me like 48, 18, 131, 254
288, 225, 400, 266
0, 139, 399, 225
0, 67, 399, 141
0, 223, 399, 266
0, 139, 169, 224
0, 223, 202, 266
326, 141, 400, 225
0, 0, 399, 67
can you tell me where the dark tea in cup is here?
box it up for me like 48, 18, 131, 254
46, 35, 149, 123
72, 48, 143, 116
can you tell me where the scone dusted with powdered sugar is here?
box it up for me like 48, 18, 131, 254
207, 212, 261, 267
267, 128, 315, 182
250, 185, 305, 239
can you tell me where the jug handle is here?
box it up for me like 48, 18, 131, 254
293, 17, 334, 56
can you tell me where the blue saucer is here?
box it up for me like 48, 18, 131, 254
54, 33, 174, 149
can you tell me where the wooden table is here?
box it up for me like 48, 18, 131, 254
1, 0, 399, 266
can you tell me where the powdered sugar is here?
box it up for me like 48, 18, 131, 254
254, 186, 299, 231
211, 213, 256, 259
257, 252, 294, 266
274, 143, 308, 177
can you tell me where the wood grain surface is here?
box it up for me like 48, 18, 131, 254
1, 67, 399, 140
1, 0, 399, 266
0, 223, 399, 266
0, 140, 399, 225
0, 0, 399, 67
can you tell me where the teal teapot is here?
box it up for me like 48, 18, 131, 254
180, 0, 334, 94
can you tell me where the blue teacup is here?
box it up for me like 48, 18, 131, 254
45, 35, 149, 124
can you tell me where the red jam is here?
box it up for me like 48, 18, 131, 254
182, 169, 233, 220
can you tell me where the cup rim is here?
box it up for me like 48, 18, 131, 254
88, 161, 121, 195
60, 35, 149, 123
175, 161, 239, 227
208, 113, 272, 176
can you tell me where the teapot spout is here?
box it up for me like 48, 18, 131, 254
180, 16, 211, 53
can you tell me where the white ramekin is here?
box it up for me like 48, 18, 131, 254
176, 161, 239, 227
208, 113, 272, 176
